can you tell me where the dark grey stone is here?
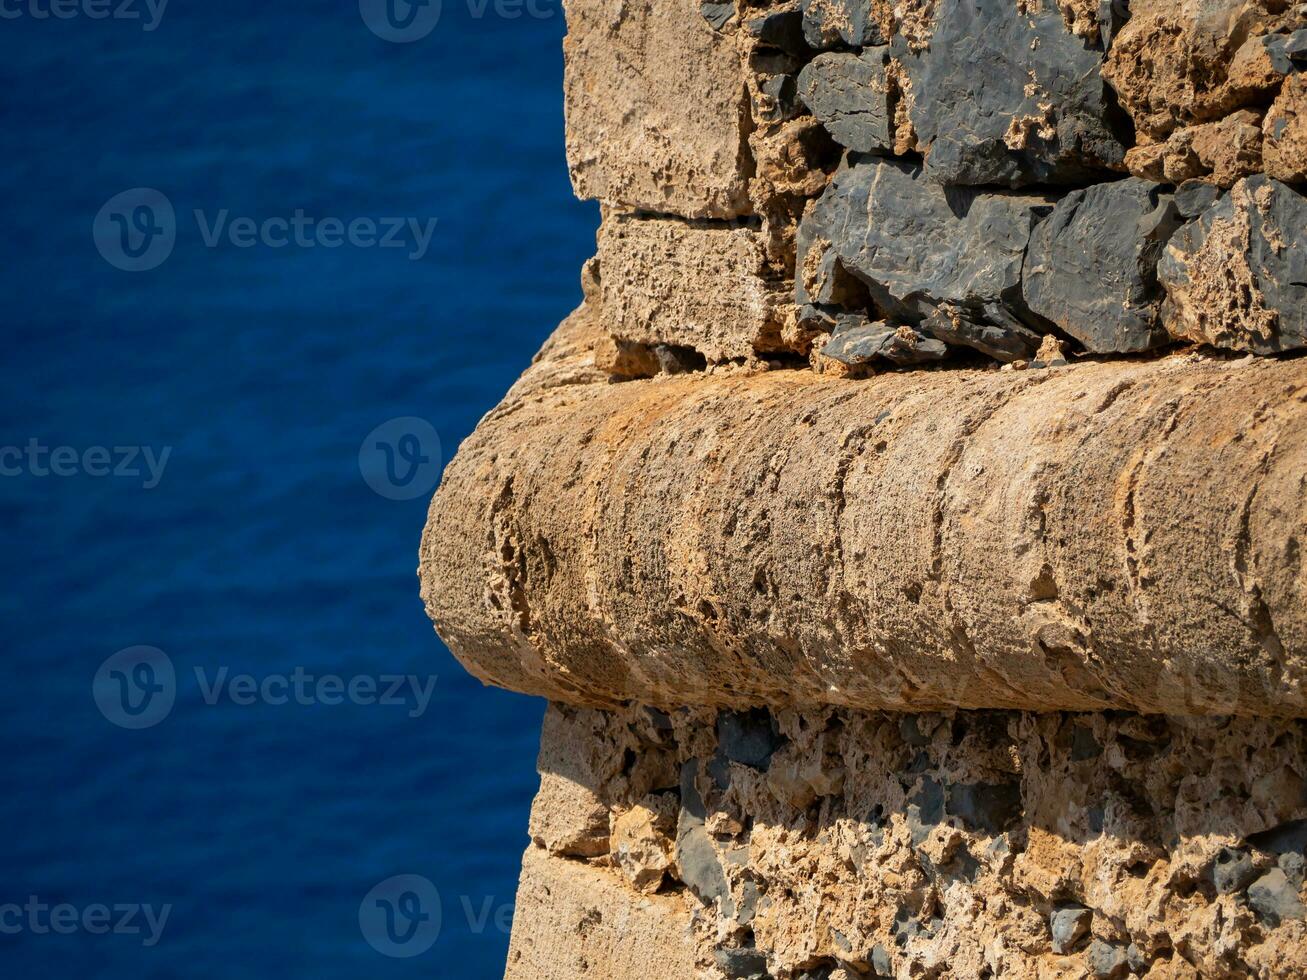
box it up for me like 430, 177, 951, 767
745, 9, 809, 57
823, 316, 949, 367
1159, 176, 1307, 354
893, 0, 1128, 186
677, 760, 734, 914
705, 0, 737, 30
921, 304, 1043, 363
1071, 725, 1102, 762
800, 0, 884, 49
717, 708, 785, 771
714, 946, 770, 979
899, 716, 932, 747
948, 780, 1024, 835
797, 49, 894, 153
908, 775, 945, 844
1247, 868, 1307, 925
802, 155, 1056, 350
1174, 179, 1222, 220
1049, 904, 1092, 954
1265, 28, 1307, 75
701, 0, 735, 31
1022, 178, 1180, 353
1088, 939, 1130, 979
1212, 846, 1259, 895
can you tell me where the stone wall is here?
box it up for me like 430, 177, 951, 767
420, 1, 1307, 976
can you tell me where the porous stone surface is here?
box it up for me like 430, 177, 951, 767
596, 211, 790, 363
566, 0, 1307, 368
420, 314, 1307, 717
1159, 175, 1307, 353
510, 703, 1307, 979
429, 4, 1307, 977
563, 0, 753, 219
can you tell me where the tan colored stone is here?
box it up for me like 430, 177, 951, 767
610, 796, 676, 893
1264, 73, 1307, 183
596, 212, 790, 364
1125, 111, 1265, 188
504, 846, 702, 979
562, 0, 752, 219
1103, 1, 1290, 141
506, 703, 1307, 980
420, 317, 1307, 717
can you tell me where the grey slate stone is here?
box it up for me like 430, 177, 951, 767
921, 304, 1043, 363
1174, 179, 1222, 219
1247, 868, 1307, 925
1087, 940, 1130, 979
717, 708, 785, 771
801, 0, 884, 49
823, 316, 949, 367
908, 775, 945, 843
1159, 176, 1307, 354
701, 1, 735, 31
802, 155, 1056, 356
676, 760, 734, 914
797, 49, 894, 153
1049, 904, 1092, 954
714, 946, 770, 979
745, 9, 809, 57
948, 780, 1024, 835
1212, 846, 1259, 895
1022, 178, 1181, 353
893, 0, 1128, 186
1266, 28, 1307, 75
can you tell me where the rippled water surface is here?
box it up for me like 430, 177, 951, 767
0, 2, 596, 974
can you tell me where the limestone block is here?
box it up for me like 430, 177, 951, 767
563, 0, 753, 219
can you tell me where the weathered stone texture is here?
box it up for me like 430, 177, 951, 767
891, 0, 1129, 187
563, 0, 752, 218
420, 317, 1307, 717
800, 156, 1055, 359
797, 49, 894, 154
511, 703, 1307, 980
505, 846, 702, 979
596, 211, 790, 363
1022, 178, 1181, 353
1159, 175, 1307, 353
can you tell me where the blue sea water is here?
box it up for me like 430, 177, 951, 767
0, 2, 597, 975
